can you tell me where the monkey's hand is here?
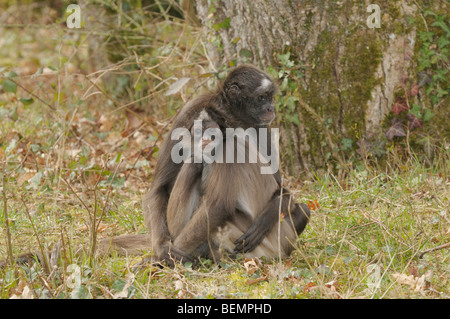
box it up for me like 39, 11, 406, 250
233, 210, 277, 253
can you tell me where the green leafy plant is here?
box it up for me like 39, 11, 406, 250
417, 11, 449, 105
383, 8, 448, 160
267, 52, 306, 126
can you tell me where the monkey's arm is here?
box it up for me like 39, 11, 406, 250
233, 189, 296, 254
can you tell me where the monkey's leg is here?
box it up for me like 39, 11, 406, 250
142, 189, 170, 257
173, 202, 232, 258
144, 187, 193, 265
167, 162, 202, 238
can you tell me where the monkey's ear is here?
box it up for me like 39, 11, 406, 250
227, 83, 241, 98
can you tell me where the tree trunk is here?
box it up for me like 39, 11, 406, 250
194, 0, 447, 176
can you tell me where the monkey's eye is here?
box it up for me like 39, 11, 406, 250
258, 94, 272, 102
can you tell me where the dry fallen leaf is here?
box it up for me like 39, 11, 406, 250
244, 258, 261, 275
174, 280, 186, 298
17, 172, 36, 186
99, 114, 113, 132
410, 84, 419, 97
122, 111, 144, 137
21, 286, 34, 299
391, 272, 427, 292
303, 281, 316, 293
408, 265, 419, 277
65, 149, 82, 157
392, 98, 409, 115
246, 275, 268, 285
165, 77, 190, 96
324, 280, 341, 292
307, 199, 320, 211
10, 279, 34, 299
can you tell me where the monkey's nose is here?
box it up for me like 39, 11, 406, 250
266, 105, 275, 113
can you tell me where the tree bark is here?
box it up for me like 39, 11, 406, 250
194, 0, 446, 175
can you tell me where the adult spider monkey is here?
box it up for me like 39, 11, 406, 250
142, 64, 310, 264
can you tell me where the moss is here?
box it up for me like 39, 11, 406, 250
393, 20, 405, 35
340, 32, 382, 131
387, 1, 401, 20
293, 6, 383, 169
303, 10, 314, 32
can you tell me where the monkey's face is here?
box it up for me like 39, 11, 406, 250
237, 81, 276, 126
252, 87, 275, 125
224, 65, 277, 127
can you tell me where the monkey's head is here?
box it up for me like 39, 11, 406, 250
221, 65, 277, 127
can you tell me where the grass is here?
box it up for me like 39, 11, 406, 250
0, 3, 449, 299
3, 156, 449, 299
297, 157, 449, 298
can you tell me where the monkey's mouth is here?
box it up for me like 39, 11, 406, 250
259, 112, 275, 124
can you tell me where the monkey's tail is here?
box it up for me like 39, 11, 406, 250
0, 234, 152, 270
97, 234, 152, 256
